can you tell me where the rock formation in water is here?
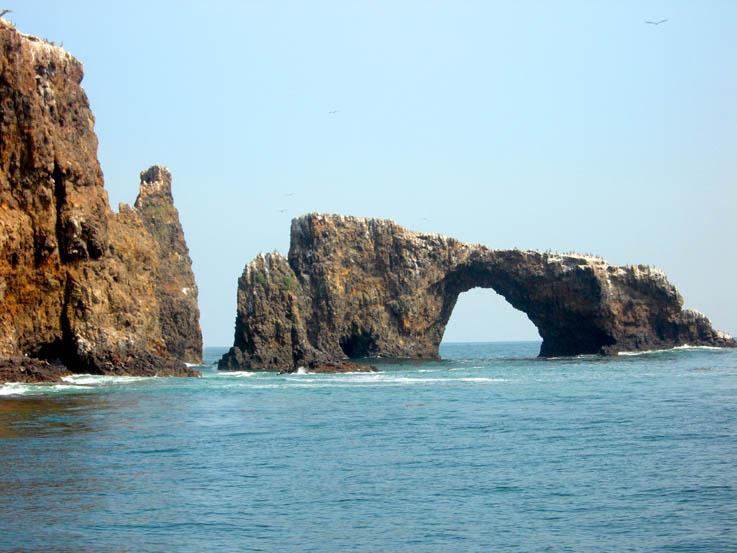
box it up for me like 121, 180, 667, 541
0, 21, 202, 382
220, 214, 735, 371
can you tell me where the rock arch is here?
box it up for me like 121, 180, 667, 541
219, 214, 735, 371
436, 252, 618, 357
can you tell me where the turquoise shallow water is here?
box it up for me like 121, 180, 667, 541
1, 342, 737, 552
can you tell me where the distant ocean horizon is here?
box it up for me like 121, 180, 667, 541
2, 343, 736, 551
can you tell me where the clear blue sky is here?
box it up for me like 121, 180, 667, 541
13, 1, 737, 345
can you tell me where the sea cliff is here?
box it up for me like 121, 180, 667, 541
0, 21, 201, 382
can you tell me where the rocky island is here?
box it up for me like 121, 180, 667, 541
220, 214, 735, 373
0, 20, 201, 383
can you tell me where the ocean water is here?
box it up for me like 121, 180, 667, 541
1, 342, 736, 552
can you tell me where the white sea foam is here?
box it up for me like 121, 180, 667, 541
618, 345, 725, 357
281, 373, 506, 387
448, 364, 490, 370
62, 374, 148, 385
0, 383, 30, 396
50, 384, 90, 392
1, 382, 90, 396
221, 383, 282, 389
212, 371, 255, 378
458, 377, 508, 383
673, 345, 723, 351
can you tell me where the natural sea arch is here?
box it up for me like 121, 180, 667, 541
219, 214, 735, 372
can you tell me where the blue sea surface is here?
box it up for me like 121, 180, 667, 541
1, 342, 736, 552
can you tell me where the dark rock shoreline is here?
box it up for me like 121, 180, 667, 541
0, 358, 71, 384
220, 214, 735, 373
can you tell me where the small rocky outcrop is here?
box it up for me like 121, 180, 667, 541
0, 357, 71, 384
278, 361, 378, 375
220, 214, 735, 371
0, 21, 202, 382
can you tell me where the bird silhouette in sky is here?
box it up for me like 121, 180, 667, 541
278, 209, 287, 214
328, 109, 339, 115
645, 19, 668, 25
0, 9, 12, 18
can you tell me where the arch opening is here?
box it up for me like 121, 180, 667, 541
442, 287, 541, 345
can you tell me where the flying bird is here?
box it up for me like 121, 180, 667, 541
278, 209, 287, 214
328, 109, 339, 115
0, 9, 12, 18
645, 19, 668, 25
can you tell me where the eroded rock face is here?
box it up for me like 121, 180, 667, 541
135, 166, 202, 364
0, 21, 201, 382
218, 252, 324, 371
0, 20, 107, 361
220, 214, 735, 371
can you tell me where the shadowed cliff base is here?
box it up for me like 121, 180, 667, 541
0, 21, 202, 383
220, 214, 735, 372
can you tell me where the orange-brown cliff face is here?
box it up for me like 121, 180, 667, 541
0, 21, 201, 382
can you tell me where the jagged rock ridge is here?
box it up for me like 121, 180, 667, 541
0, 21, 202, 382
220, 214, 735, 371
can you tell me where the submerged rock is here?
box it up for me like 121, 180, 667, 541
221, 214, 735, 372
0, 21, 201, 382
